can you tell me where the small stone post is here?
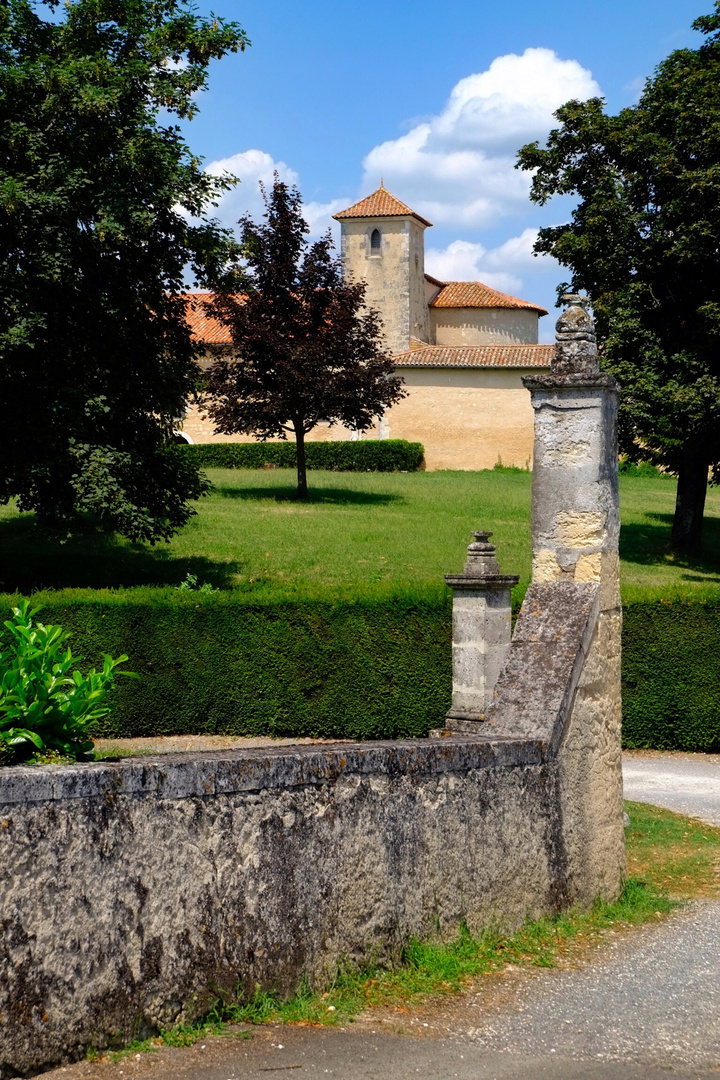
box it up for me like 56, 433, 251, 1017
444, 532, 519, 732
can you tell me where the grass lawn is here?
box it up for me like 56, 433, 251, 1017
1, 467, 720, 601
89, 801, 720, 1060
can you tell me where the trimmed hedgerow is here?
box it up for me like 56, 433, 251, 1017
1, 588, 718, 750
621, 596, 720, 752
2, 587, 451, 741
180, 439, 425, 472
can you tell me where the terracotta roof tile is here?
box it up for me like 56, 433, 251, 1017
430, 281, 548, 314
424, 273, 445, 288
392, 344, 554, 369
334, 186, 432, 227
182, 292, 233, 345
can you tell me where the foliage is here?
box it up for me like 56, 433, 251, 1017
622, 597, 720, 751
180, 439, 425, 472
0, 0, 248, 541
618, 458, 662, 478
0, 600, 132, 763
2, 587, 718, 752
516, 3, 720, 550
204, 178, 405, 497
177, 572, 217, 594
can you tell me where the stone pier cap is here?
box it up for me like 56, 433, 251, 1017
444, 530, 519, 590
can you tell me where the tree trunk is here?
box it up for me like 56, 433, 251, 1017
295, 425, 308, 499
671, 442, 709, 551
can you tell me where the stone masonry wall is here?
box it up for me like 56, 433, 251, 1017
4, 739, 571, 1076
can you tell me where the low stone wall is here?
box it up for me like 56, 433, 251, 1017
0, 582, 625, 1078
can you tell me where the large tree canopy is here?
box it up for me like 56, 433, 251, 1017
517, 3, 720, 550
205, 179, 405, 498
0, 0, 247, 542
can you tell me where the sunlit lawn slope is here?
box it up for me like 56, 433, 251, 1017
1, 468, 719, 600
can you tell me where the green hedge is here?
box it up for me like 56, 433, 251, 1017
621, 598, 720, 752
12, 588, 450, 740
1, 590, 718, 750
181, 439, 425, 472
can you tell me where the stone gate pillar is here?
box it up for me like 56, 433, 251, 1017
523, 294, 620, 611
519, 293, 625, 903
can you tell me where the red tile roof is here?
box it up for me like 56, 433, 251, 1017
333, 186, 432, 227
429, 281, 548, 314
392, 344, 554, 369
182, 292, 232, 345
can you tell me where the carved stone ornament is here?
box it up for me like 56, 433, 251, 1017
552, 293, 600, 378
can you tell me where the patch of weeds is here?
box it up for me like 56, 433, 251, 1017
220, 876, 675, 1028
87, 1009, 254, 1063
624, 799, 720, 898
177, 572, 218, 594
27, 749, 75, 765
106, 1038, 159, 1062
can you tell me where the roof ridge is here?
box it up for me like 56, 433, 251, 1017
430, 280, 548, 314
333, 187, 432, 227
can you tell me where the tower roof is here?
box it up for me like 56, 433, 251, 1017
333, 185, 432, 227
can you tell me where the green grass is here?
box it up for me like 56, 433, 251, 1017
86, 801, 720, 1062
2, 468, 720, 601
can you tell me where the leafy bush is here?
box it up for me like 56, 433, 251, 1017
0, 601, 133, 764
180, 439, 425, 472
618, 458, 663, 478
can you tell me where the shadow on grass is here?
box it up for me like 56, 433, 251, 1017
0, 517, 240, 593
214, 485, 403, 506
621, 512, 720, 578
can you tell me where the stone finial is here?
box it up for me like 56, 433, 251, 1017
462, 531, 501, 576
553, 294, 600, 378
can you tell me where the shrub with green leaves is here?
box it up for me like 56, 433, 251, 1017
0, 601, 132, 764
180, 439, 425, 472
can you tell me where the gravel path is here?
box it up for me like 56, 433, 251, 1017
622, 752, 720, 825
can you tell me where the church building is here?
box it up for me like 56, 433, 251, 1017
182, 185, 554, 470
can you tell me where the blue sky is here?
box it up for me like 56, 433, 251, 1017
184, 0, 708, 342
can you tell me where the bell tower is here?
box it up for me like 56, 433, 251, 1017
333, 185, 431, 353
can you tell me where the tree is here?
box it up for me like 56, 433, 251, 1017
517, 3, 720, 550
204, 179, 405, 498
0, 0, 248, 542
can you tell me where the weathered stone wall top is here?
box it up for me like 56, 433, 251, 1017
0, 737, 546, 807
485, 581, 600, 752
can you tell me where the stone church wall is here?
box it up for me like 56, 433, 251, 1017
180, 366, 548, 472
431, 307, 539, 346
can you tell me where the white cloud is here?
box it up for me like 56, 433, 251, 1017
303, 199, 345, 240
203, 151, 343, 241
426, 229, 558, 296
362, 48, 600, 226
204, 149, 299, 231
